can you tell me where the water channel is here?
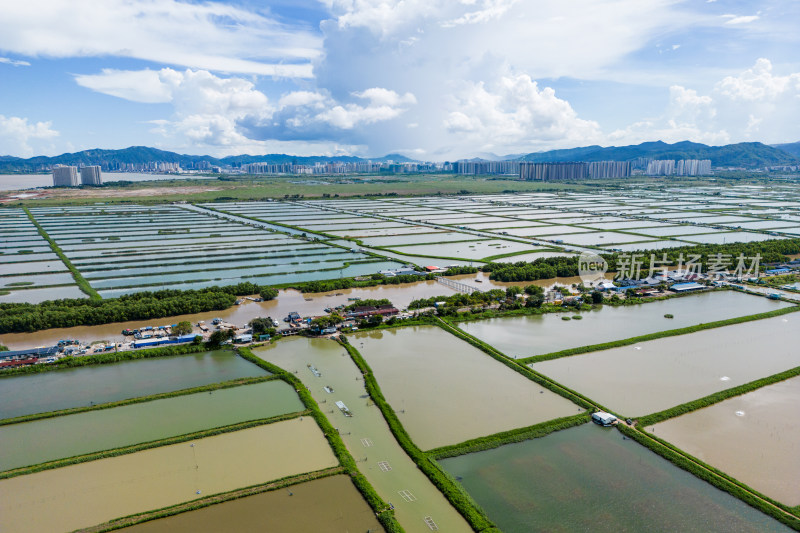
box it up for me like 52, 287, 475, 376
253, 337, 473, 533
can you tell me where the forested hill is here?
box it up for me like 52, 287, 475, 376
0, 146, 418, 173
519, 141, 800, 168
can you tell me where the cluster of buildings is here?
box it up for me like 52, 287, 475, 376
242, 160, 444, 175
52, 165, 103, 187
519, 161, 632, 180
453, 161, 521, 175
646, 159, 712, 176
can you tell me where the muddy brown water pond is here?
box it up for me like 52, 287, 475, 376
1, 273, 580, 350
0, 350, 266, 420
648, 375, 800, 506
0, 380, 303, 471
460, 290, 791, 359
116, 474, 384, 533
254, 337, 472, 533
0, 419, 338, 533
531, 313, 800, 416
440, 423, 792, 532
354, 326, 580, 450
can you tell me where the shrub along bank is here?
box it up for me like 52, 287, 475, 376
518, 305, 800, 365
427, 413, 590, 460
338, 337, 496, 532
235, 346, 404, 533
619, 424, 800, 530
0, 375, 278, 426
0, 283, 267, 334
0, 412, 304, 481
434, 317, 598, 412
637, 364, 800, 427
0, 342, 212, 376
23, 206, 100, 299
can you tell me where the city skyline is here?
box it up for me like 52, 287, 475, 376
1, 1, 799, 160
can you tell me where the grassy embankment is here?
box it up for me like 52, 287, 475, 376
0, 410, 306, 480
82, 466, 346, 533
637, 364, 800, 427
0, 375, 278, 427
518, 304, 800, 365
619, 424, 800, 530
338, 337, 497, 532
0, 342, 212, 376
236, 346, 404, 533
22, 206, 100, 299
10, 175, 586, 206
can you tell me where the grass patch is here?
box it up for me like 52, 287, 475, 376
519, 305, 800, 365
618, 424, 800, 530
0, 375, 279, 427
637, 364, 800, 427
22, 206, 101, 300
235, 345, 403, 532
339, 337, 496, 532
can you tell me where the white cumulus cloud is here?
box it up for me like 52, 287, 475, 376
0, 0, 320, 76
0, 115, 59, 157
717, 58, 800, 101
443, 74, 601, 152
0, 57, 30, 67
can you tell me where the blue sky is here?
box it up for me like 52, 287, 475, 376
0, 0, 798, 160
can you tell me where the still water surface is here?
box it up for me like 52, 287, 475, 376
0, 419, 338, 533
254, 337, 472, 533
0, 350, 266, 420
0, 380, 302, 471
117, 474, 384, 533
354, 326, 579, 449
648, 375, 800, 506
461, 291, 790, 359
531, 313, 800, 415
441, 424, 791, 532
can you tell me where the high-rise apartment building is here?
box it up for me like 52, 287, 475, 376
80, 166, 103, 185
52, 165, 79, 187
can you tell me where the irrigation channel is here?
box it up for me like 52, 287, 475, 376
0, 419, 338, 533
460, 290, 791, 359
1, 271, 578, 351
253, 337, 472, 533
0, 349, 266, 420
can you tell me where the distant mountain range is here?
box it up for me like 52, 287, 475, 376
518, 141, 800, 168
0, 146, 419, 173
1, 140, 798, 173
771, 141, 800, 158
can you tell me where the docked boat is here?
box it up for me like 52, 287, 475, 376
335, 400, 352, 417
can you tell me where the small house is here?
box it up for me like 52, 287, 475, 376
591, 411, 617, 426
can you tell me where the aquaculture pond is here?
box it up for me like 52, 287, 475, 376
530, 312, 800, 416
0, 380, 303, 471
0, 350, 266, 420
648, 375, 800, 506
440, 424, 791, 533
354, 326, 579, 450
460, 291, 791, 359
254, 337, 472, 533
0, 419, 338, 533
116, 474, 384, 533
